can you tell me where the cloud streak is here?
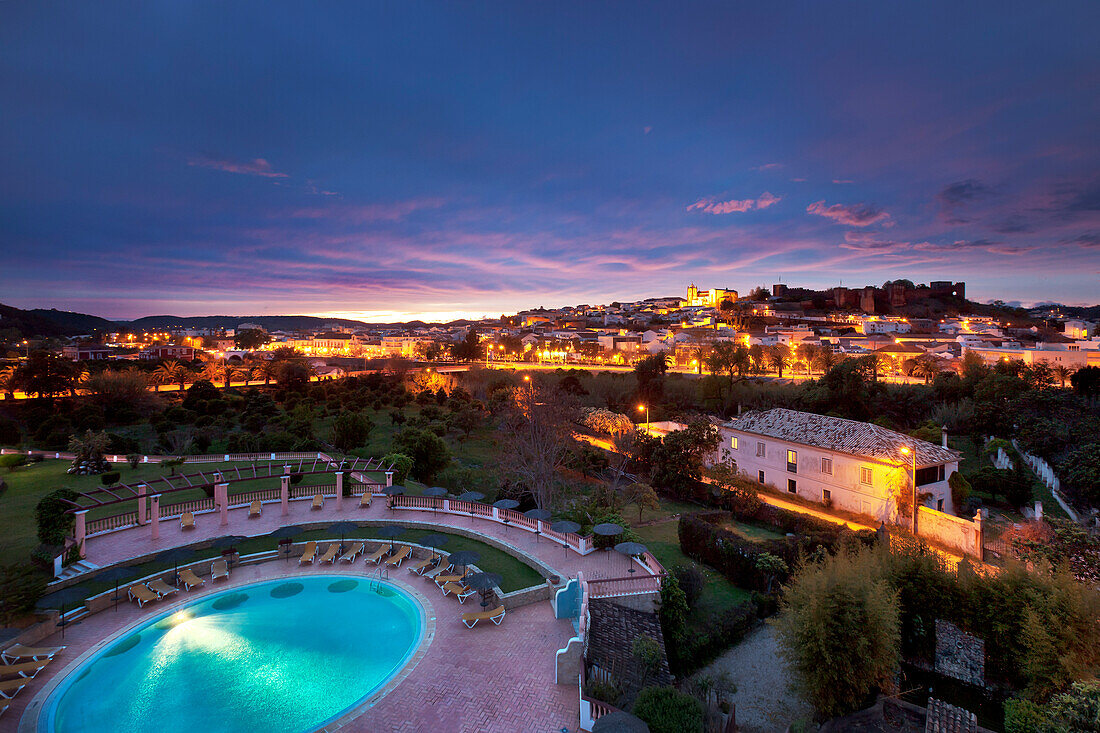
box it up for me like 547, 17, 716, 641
806, 200, 892, 227
687, 192, 781, 214
188, 155, 289, 178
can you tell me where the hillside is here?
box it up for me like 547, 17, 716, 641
0, 303, 72, 337
29, 308, 118, 334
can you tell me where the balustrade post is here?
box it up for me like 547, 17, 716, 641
215, 483, 229, 527
137, 483, 148, 525
151, 494, 161, 540
74, 510, 88, 559
280, 475, 290, 517
335, 472, 344, 511
492, 507, 500, 521
443, 499, 450, 513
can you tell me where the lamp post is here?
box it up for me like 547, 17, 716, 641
900, 445, 917, 533
637, 404, 649, 433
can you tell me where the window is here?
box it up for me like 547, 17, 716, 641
730, 436, 738, 450
758, 470, 765, 484
937, 498, 944, 511
823, 489, 831, 502
787, 478, 797, 494
860, 467, 873, 485
786, 449, 797, 473
756, 441, 766, 457
915, 465, 946, 486
821, 457, 833, 475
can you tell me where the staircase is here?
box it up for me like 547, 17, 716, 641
54, 559, 99, 582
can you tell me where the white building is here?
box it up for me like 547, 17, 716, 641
714, 408, 960, 523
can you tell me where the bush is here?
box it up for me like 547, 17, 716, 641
381, 453, 413, 485
0, 563, 47, 624
100, 471, 120, 486
672, 566, 705, 609
35, 488, 80, 545
392, 428, 450, 482
0, 453, 24, 472
127, 454, 141, 469
948, 471, 971, 508
632, 686, 704, 733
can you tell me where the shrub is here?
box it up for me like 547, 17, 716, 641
672, 566, 704, 609
0, 453, 24, 472
948, 470, 971, 508
35, 488, 80, 545
381, 453, 413, 485
100, 471, 120, 486
127, 453, 141, 469
0, 563, 47, 624
632, 686, 704, 733
392, 428, 450, 482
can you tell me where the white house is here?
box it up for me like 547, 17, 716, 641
714, 408, 961, 523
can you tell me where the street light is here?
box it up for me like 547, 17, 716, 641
900, 445, 917, 533
637, 403, 649, 432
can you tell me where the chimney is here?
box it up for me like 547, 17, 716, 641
941, 426, 948, 448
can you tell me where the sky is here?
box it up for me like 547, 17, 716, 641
2, 2, 1099, 321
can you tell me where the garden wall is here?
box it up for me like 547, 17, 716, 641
917, 506, 981, 559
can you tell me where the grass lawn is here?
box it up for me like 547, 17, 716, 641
33, 525, 544, 612
632, 520, 753, 614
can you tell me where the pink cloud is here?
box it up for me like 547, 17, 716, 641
188, 155, 289, 178
687, 192, 781, 215
752, 163, 783, 171
806, 200, 892, 227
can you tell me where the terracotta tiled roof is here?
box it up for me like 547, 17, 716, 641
725, 408, 961, 466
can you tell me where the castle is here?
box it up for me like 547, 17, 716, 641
684, 283, 738, 308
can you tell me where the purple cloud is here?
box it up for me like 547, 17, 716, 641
806, 200, 892, 227
188, 155, 289, 178
687, 192, 781, 214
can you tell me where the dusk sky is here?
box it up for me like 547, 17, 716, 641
2, 2, 1098, 321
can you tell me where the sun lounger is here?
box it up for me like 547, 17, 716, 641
359, 492, 372, 508
441, 583, 476, 603
383, 545, 411, 567
462, 606, 506, 628
311, 493, 324, 510
211, 558, 229, 582
1, 702, 7, 717
317, 544, 339, 564
338, 542, 364, 563
298, 540, 319, 564
0, 678, 28, 700
147, 578, 179, 598
363, 544, 389, 564
1, 644, 65, 664
433, 573, 464, 588
248, 500, 262, 518
407, 554, 443, 575
0, 660, 50, 680
422, 562, 454, 581
180, 511, 195, 530
179, 567, 205, 591
128, 583, 159, 607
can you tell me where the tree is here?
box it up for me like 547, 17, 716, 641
452, 328, 482, 362
812, 345, 839, 374
633, 686, 704, 733
643, 421, 720, 498
0, 365, 17, 399
754, 552, 788, 594
14, 351, 78, 398
634, 353, 669, 404
765, 344, 790, 378
632, 635, 663, 688
1071, 366, 1100, 402
35, 488, 80, 545
0, 564, 47, 625
774, 550, 901, 718
623, 482, 661, 521
1052, 364, 1075, 389
331, 410, 372, 452
82, 369, 150, 408
276, 359, 314, 390
392, 428, 450, 482
382, 452, 413, 484
1061, 442, 1100, 506
499, 381, 578, 509
234, 328, 269, 350
447, 404, 483, 441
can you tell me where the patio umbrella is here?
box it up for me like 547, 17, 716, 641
375, 525, 405, 551
381, 485, 404, 513
210, 534, 248, 551
328, 521, 359, 553
492, 499, 519, 510
155, 546, 195, 586
448, 550, 481, 572
96, 565, 138, 611
423, 487, 449, 497
593, 523, 624, 555
464, 571, 504, 608
550, 520, 580, 535
268, 525, 304, 562
36, 585, 89, 639
455, 491, 484, 503
525, 508, 552, 543
592, 711, 651, 733
615, 541, 648, 575
418, 533, 450, 554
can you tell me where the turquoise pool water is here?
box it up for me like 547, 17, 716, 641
41, 575, 423, 733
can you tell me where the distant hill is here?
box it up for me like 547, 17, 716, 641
0, 303, 73, 337
29, 308, 118, 334
128, 314, 373, 331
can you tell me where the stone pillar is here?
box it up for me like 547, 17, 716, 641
137, 483, 148, 525
1034, 500, 1042, 521
973, 510, 983, 559
280, 475, 290, 517
492, 507, 500, 521
74, 510, 88, 559
151, 494, 161, 540
384, 471, 394, 487
335, 472, 344, 511
215, 483, 229, 527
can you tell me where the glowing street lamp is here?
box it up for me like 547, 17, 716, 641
899, 445, 917, 533
637, 403, 649, 432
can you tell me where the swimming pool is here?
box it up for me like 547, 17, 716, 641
40, 575, 424, 733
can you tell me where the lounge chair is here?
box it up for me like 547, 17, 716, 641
0, 660, 50, 680
211, 558, 229, 582
407, 554, 443, 575
422, 562, 454, 581
1, 702, 7, 717
180, 511, 195, 530
383, 545, 411, 567
338, 542, 364, 563
462, 606, 506, 628
147, 578, 178, 598
433, 572, 464, 588
311, 493, 324, 510
298, 540, 318, 564
363, 544, 389, 564
1, 643, 65, 664
317, 544, 339, 564
0, 678, 28, 700
441, 582, 476, 603
179, 567, 205, 591
128, 583, 159, 607
359, 492, 372, 509
248, 500, 262, 518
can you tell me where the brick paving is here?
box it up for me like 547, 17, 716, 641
10, 561, 580, 733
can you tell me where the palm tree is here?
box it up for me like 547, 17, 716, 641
201, 356, 232, 387
812, 345, 838, 374
766, 345, 790, 378
0, 366, 16, 400
1052, 364, 1075, 389
256, 359, 279, 385
910, 354, 943, 384
796, 343, 817, 376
